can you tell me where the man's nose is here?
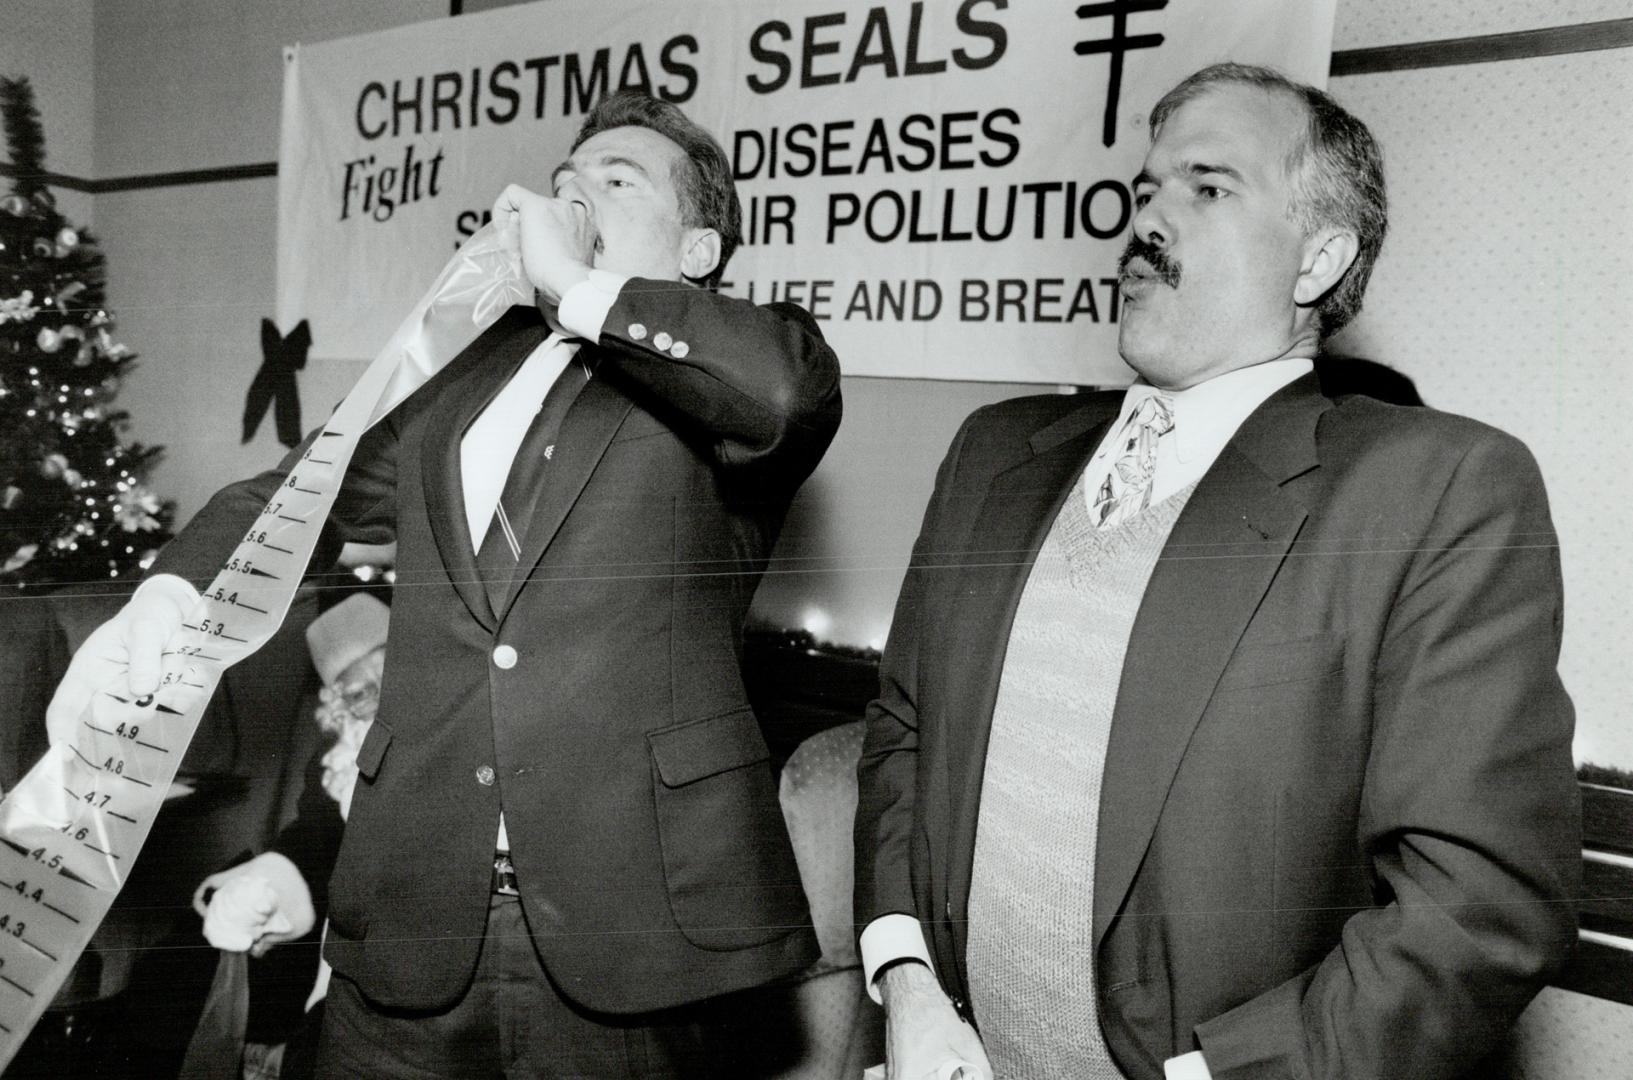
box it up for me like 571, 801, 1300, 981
555, 178, 593, 217
1131, 193, 1170, 250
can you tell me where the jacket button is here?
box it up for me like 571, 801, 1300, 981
476, 765, 495, 786
653, 331, 673, 351
669, 340, 689, 359
492, 644, 517, 669
628, 322, 647, 340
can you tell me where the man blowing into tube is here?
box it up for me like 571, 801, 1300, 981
48, 90, 842, 1077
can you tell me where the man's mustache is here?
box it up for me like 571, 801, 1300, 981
1118, 237, 1181, 288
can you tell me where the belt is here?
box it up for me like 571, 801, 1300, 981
492, 853, 519, 896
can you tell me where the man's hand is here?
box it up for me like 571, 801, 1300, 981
880, 961, 993, 1080
192, 851, 315, 958
43, 575, 196, 747
490, 183, 594, 303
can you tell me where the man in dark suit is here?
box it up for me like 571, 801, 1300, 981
853, 64, 1580, 1080
50, 91, 841, 1076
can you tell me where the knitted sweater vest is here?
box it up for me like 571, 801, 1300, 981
966, 479, 1196, 1078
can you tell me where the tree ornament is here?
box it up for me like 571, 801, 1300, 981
0, 194, 25, 216
36, 326, 61, 352
2, 544, 38, 574
56, 227, 79, 250
1, 485, 21, 510
31, 189, 55, 211
116, 484, 164, 532
0, 289, 38, 324
40, 452, 69, 478
31, 237, 54, 257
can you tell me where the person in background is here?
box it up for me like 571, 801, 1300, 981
51, 89, 842, 1078
191, 591, 388, 1080
854, 63, 1579, 1080
194, 591, 389, 960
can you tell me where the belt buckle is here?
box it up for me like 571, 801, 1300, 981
492, 853, 520, 896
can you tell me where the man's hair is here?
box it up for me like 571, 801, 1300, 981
571, 90, 742, 289
1149, 63, 1388, 336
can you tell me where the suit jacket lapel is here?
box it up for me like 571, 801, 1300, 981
492, 352, 634, 625
943, 402, 1118, 952
421, 313, 547, 629
1092, 373, 1328, 948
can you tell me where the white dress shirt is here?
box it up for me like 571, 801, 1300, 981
860, 356, 1314, 1080
464, 271, 626, 853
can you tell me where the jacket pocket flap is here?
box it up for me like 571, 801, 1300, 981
648, 707, 769, 787
1216, 633, 1346, 692
355, 720, 392, 780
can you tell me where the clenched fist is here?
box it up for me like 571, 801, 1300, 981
490, 183, 595, 303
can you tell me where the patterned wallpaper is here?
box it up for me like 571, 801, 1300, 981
1334, 0, 1633, 50
1329, 46, 1633, 768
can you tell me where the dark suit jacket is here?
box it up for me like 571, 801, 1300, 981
153, 281, 841, 1014
854, 374, 1580, 1079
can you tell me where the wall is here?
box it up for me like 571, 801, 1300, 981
10, 0, 1631, 768
88, 0, 444, 520
0, 0, 95, 225
1325, 0, 1633, 768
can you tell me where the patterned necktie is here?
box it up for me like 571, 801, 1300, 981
1090, 393, 1175, 529
473, 362, 589, 613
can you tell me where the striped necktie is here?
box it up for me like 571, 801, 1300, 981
472, 362, 589, 613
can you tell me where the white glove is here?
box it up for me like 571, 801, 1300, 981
45, 574, 198, 746
193, 851, 314, 957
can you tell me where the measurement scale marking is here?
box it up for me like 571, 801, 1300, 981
231, 600, 270, 615
133, 740, 167, 754
56, 868, 95, 890
117, 775, 152, 789
80, 844, 117, 860
0, 976, 34, 999
68, 746, 100, 771
20, 937, 58, 963
108, 812, 136, 825
40, 903, 79, 924
261, 544, 295, 555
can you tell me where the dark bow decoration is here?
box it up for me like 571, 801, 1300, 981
243, 318, 312, 447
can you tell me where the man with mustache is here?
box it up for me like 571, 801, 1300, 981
854, 64, 1579, 1079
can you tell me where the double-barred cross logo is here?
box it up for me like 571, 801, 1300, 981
1075, 0, 1168, 147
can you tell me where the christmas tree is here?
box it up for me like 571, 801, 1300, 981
1, 76, 174, 590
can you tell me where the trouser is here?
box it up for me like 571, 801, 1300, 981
312, 890, 742, 1079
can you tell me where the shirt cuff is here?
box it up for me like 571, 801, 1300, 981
134, 573, 201, 615
859, 913, 935, 1005
1165, 1051, 1212, 1080
556, 269, 626, 342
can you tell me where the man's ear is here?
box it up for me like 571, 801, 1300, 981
680, 228, 721, 282
1294, 228, 1359, 307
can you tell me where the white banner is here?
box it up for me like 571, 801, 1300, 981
278, 0, 1336, 384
